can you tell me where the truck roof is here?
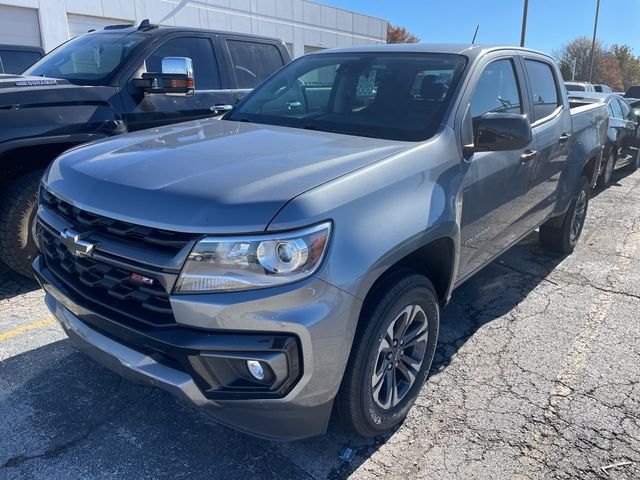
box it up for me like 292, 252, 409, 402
89, 21, 285, 45
306, 43, 555, 61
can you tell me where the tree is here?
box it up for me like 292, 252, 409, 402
554, 36, 607, 83
600, 54, 624, 91
609, 44, 640, 90
386, 23, 420, 44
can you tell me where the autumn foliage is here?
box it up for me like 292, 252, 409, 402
555, 37, 640, 91
387, 23, 420, 44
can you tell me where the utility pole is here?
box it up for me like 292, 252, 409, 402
588, 0, 601, 82
520, 0, 529, 47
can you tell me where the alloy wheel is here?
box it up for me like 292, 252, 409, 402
570, 189, 587, 245
371, 304, 429, 409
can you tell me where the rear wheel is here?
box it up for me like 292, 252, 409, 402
597, 151, 615, 187
336, 273, 439, 437
539, 176, 590, 254
629, 149, 640, 172
0, 170, 43, 278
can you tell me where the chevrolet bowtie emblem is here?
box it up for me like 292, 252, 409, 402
60, 229, 97, 257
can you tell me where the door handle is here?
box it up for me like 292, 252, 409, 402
210, 104, 234, 115
520, 149, 538, 163
559, 133, 572, 143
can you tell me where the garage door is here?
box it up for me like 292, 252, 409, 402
67, 14, 131, 38
0, 5, 41, 47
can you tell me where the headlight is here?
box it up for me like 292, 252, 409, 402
174, 222, 332, 293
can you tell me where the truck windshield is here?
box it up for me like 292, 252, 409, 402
227, 52, 466, 142
23, 33, 145, 85
566, 84, 585, 92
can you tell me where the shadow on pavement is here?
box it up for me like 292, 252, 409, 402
0, 262, 40, 301
0, 232, 565, 479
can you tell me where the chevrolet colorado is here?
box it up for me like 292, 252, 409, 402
34, 44, 607, 440
0, 20, 290, 277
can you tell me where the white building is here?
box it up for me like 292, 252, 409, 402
0, 0, 387, 57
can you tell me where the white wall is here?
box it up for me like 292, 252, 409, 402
0, 0, 387, 55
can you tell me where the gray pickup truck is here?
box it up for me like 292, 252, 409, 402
34, 44, 607, 440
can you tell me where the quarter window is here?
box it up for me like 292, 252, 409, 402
141, 37, 220, 90
470, 59, 522, 120
524, 59, 560, 121
227, 40, 284, 89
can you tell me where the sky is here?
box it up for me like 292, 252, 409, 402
322, 0, 640, 56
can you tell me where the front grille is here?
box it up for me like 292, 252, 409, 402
40, 227, 176, 327
40, 188, 193, 255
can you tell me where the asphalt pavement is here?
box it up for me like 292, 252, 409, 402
1, 165, 639, 480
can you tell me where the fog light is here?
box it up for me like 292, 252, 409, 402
246, 360, 264, 380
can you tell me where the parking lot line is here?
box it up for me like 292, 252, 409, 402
0, 318, 55, 342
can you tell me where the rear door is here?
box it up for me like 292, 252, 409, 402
520, 56, 571, 228
222, 37, 288, 104
121, 34, 235, 132
615, 98, 640, 149
458, 53, 536, 279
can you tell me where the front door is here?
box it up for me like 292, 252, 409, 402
121, 35, 235, 132
458, 57, 536, 280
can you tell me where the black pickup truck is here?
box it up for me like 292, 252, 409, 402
0, 20, 290, 276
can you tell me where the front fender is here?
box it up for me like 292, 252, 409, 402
267, 126, 464, 302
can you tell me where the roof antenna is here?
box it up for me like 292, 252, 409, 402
472, 25, 479, 44
138, 19, 151, 30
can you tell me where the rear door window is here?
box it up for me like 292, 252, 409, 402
524, 59, 561, 121
227, 40, 285, 89
470, 59, 522, 120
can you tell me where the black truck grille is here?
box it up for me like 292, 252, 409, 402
40, 227, 176, 327
37, 189, 199, 328
40, 188, 193, 255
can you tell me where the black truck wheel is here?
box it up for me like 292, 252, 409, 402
336, 272, 439, 437
629, 149, 640, 172
597, 151, 615, 187
0, 170, 43, 278
539, 176, 590, 254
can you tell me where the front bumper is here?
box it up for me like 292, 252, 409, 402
34, 256, 362, 440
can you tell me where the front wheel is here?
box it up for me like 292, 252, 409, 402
336, 273, 439, 437
539, 176, 590, 254
0, 170, 43, 278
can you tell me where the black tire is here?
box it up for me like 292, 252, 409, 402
629, 149, 640, 172
336, 272, 439, 437
539, 176, 590, 254
0, 170, 43, 278
597, 151, 615, 187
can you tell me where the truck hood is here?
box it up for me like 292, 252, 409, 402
0, 75, 121, 146
45, 118, 412, 233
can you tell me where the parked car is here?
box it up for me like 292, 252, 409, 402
625, 85, 640, 98
568, 93, 640, 184
0, 44, 43, 74
627, 98, 640, 119
0, 20, 290, 277
565, 81, 596, 93
594, 84, 612, 93
34, 44, 607, 440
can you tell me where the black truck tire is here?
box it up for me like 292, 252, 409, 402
0, 170, 43, 278
629, 149, 640, 172
597, 151, 615, 187
336, 272, 439, 437
539, 176, 590, 254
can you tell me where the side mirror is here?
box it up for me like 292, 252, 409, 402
134, 56, 195, 96
468, 113, 532, 153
